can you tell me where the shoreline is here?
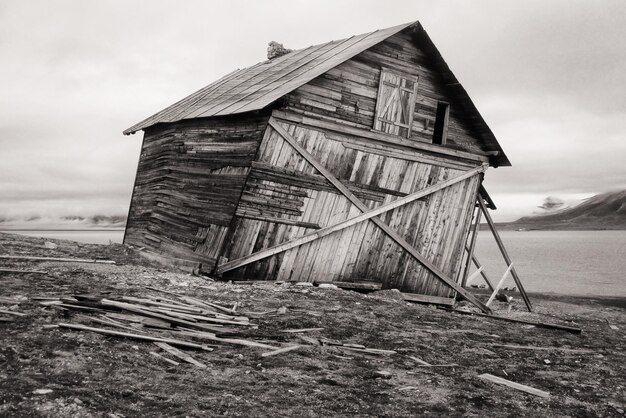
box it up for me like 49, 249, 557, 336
0, 228, 125, 232
1, 231, 624, 303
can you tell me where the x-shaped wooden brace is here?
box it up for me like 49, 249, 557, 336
217, 117, 492, 313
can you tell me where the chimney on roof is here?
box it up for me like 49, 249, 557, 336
267, 41, 292, 60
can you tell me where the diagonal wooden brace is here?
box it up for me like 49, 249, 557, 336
478, 197, 533, 312
218, 164, 485, 274
219, 118, 491, 313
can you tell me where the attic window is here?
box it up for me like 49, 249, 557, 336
432, 101, 450, 145
373, 68, 418, 138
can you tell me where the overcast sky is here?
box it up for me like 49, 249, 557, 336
1, 0, 625, 222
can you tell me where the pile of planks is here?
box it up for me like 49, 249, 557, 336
40, 287, 293, 366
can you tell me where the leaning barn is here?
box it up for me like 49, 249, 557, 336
123, 21, 511, 311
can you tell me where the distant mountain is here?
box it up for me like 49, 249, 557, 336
0, 214, 126, 229
505, 190, 626, 230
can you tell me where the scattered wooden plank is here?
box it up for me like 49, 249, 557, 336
0, 317, 14, 322
448, 309, 582, 334
120, 296, 205, 313
0, 268, 48, 274
149, 351, 180, 366
100, 299, 227, 333
261, 345, 302, 357
338, 346, 397, 356
176, 330, 280, 350
416, 364, 459, 367
478, 373, 550, 398
0, 296, 27, 303
153, 342, 207, 368
0, 309, 26, 317
57, 323, 214, 351
401, 293, 455, 306
75, 314, 146, 334
280, 328, 324, 333
141, 317, 172, 329
491, 344, 595, 354
320, 281, 382, 290
0, 255, 116, 264
407, 355, 431, 366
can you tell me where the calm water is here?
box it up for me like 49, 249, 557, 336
473, 230, 626, 298
5, 229, 625, 297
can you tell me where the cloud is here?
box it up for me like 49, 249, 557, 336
0, 0, 625, 225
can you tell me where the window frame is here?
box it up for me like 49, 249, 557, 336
372, 67, 419, 138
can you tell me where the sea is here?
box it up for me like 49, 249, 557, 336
3, 229, 625, 298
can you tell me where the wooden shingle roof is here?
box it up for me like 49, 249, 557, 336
124, 21, 509, 166
123, 22, 413, 135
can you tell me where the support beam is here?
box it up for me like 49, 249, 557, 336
478, 198, 532, 312
231, 118, 491, 314
486, 263, 514, 306
467, 251, 496, 291
465, 266, 483, 286
461, 204, 482, 287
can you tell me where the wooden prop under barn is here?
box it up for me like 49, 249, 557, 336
123, 21, 531, 314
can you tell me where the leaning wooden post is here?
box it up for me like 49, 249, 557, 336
461, 203, 482, 288
486, 263, 514, 306
477, 198, 533, 312
468, 252, 496, 291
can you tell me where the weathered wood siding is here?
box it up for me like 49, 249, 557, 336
219, 30, 489, 296
222, 119, 481, 296
282, 31, 486, 154
124, 115, 268, 268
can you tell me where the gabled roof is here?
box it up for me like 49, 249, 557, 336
123, 21, 413, 135
124, 21, 510, 167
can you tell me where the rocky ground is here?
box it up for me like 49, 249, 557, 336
1, 232, 625, 417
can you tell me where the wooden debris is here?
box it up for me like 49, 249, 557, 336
448, 309, 582, 334
408, 355, 431, 366
176, 330, 279, 350
39, 300, 62, 306
401, 293, 455, 306
120, 296, 205, 313
296, 335, 321, 346
149, 351, 180, 366
74, 314, 144, 333
32, 389, 53, 395
0, 296, 27, 303
281, 327, 324, 333
0, 309, 26, 317
315, 281, 382, 291
153, 342, 207, 368
0, 255, 115, 264
478, 373, 550, 398
339, 346, 397, 356
373, 370, 393, 379
261, 345, 302, 357
57, 323, 213, 351
141, 317, 172, 329
100, 299, 229, 333
491, 344, 595, 354
0, 268, 48, 274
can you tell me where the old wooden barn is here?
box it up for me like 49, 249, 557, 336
123, 21, 514, 312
